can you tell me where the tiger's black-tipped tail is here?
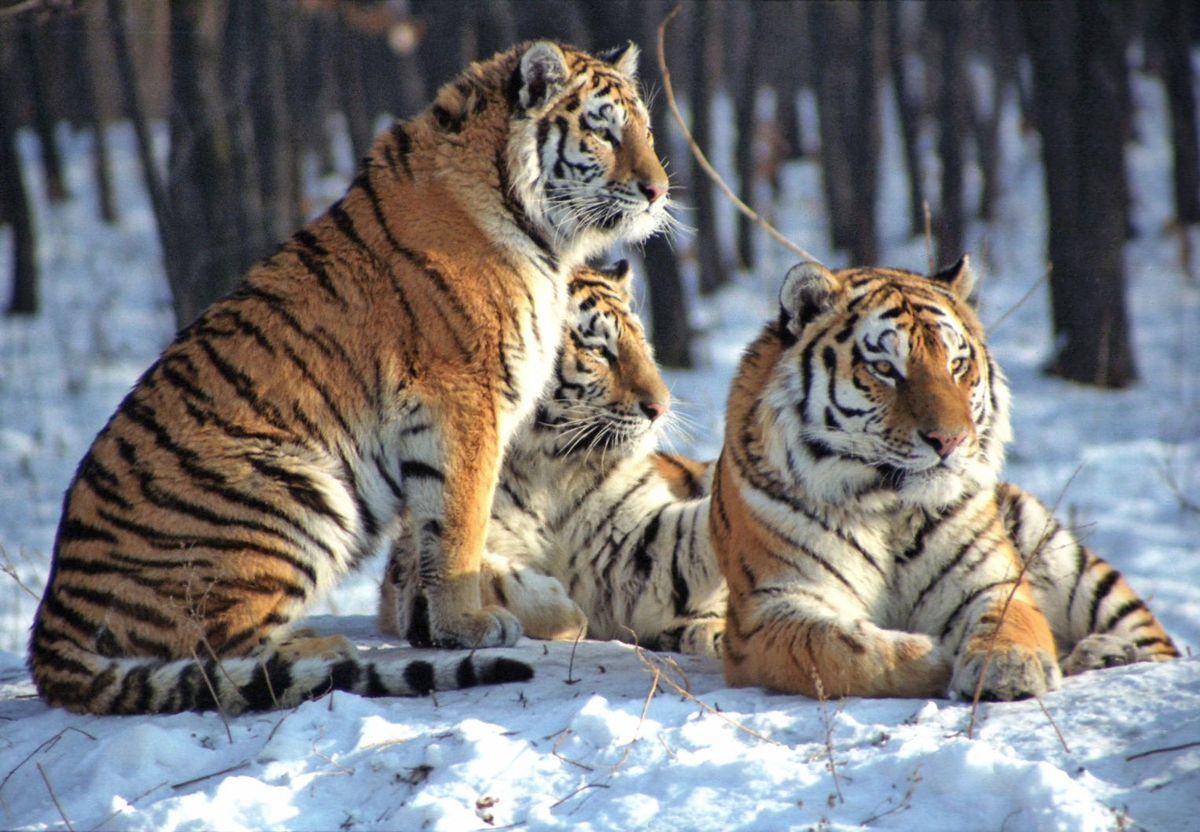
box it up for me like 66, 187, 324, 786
29, 638, 533, 715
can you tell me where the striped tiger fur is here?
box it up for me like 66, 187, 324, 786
712, 259, 1178, 701
381, 261, 726, 657
29, 40, 671, 714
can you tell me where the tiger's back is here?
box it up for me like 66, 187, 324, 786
31, 40, 671, 714
713, 260, 1177, 701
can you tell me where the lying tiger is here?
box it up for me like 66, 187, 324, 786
712, 258, 1178, 701
380, 261, 725, 656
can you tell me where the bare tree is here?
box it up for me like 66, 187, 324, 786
0, 30, 37, 315
1021, 0, 1138, 387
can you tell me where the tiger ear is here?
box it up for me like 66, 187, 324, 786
599, 41, 640, 78
928, 254, 975, 300
518, 42, 569, 111
779, 262, 840, 336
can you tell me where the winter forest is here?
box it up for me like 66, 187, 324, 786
0, 1, 1198, 830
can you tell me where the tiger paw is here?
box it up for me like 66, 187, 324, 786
1061, 634, 1139, 676
430, 605, 524, 649
950, 645, 1062, 701
276, 632, 358, 663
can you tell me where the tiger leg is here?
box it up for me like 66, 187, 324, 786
404, 404, 521, 649
274, 630, 359, 663
723, 595, 951, 698
996, 482, 1179, 672
948, 580, 1061, 701
657, 614, 725, 657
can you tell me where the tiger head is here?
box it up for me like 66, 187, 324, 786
503, 41, 671, 261
526, 260, 670, 459
746, 258, 1011, 510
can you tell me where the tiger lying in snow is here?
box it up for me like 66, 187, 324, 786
710, 259, 1178, 701
381, 261, 726, 656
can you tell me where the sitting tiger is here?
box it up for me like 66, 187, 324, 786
712, 259, 1178, 701
380, 261, 726, 656
29, 41, 671, 714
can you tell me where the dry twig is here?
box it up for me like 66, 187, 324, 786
36, 762, 74, 832
656, 4, 823, 266
966, 465, 1084, 739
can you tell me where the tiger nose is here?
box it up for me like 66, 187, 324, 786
640, 401, 669, 421
638, 181, 668, 204
920, 428, 967, 458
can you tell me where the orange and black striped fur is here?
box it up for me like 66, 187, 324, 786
29, 41, 671, 714
381, 262, 725, 656
712, 260, 1178, 701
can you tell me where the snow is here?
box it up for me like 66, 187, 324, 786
1, 71, 1197, 830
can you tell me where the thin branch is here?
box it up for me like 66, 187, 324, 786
36, 762, 75, 832
812, 672, 844, 805
987, 263, 1053, 334
0, 544, 40, 600
190, 646, 233, 744
1125, 740, 1200, 762
170, 761, 251, 791
967, 465, 1084, 739
1034, 695, 1070, 753
656, 4, 823, 266
0, 726, 96, 795
565, 622, 586, 685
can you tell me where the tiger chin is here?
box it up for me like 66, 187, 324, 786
712, 258, 1179, 702
381, 261, 726, 658
29, 40, 671, 715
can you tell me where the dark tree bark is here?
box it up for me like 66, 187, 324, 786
689, 0, 726, 295
76, 16, 118, 224
107, 0, 181, 303
932, 2, 970, 264
1160, 0, 1200, 225
730, 2, 764, 271
638, 0, 693, 368
1021, 0, 1138, 387
17, 17, 68, 203
887, 1, 926, 238
166, 0, 251, 328
0, 40, 37, 315
334, 18, 374, 166
809, 1, 880, 265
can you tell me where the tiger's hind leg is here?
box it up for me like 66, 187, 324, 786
480, 554, 587, 641
657, 614, 725, 658
275, 628, 358, 663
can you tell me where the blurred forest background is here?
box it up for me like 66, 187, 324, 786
0, 0, 1198, 387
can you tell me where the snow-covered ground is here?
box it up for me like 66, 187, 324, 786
0, 69, 1197, 830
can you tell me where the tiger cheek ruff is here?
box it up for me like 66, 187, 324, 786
29, 40, 671, 715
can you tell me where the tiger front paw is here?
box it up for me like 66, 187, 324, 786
1061, 634, 1139, 676
428, 605, 524, 649
950, 645, 1062, 702
275, 631, 359, 663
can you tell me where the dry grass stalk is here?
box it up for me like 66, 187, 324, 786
966, 465, 1083, 740
189, 645, 234, 744
656, 4, 824, 267
631, 643, 782, 747
36, 761, 74, 832
811, 672, 844, 806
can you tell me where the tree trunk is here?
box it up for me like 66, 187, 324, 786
639, 0, 693, 368
18, 18, 68, 203
0, 41, 37, 316
887, 1, 926, 239
932, 2, 970, 264
167, 0, 249, 328
1021, 0, 1137, 387
107, 0, 181, 301
690, 0, 725, 295
1160, 0, 1200, 225
77, 16, 118, 224
730, 2, 763, 271
810, 1, 880, 264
